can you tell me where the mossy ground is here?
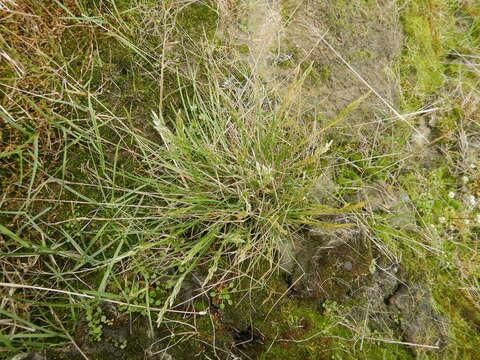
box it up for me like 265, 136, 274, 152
1, 0, 480, 359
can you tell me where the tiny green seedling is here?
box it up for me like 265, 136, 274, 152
111, 338, 128, 349
86, 305, 113, 342
210, 282, 236, 310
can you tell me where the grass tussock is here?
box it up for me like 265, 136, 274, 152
1, 0, 480, 358
0, 0, 355, 353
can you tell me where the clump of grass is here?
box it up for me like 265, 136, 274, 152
0, 0, 360, 352
54, 68, 350, 322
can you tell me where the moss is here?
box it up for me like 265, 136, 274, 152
176, 1, 218, 40
398, 0, 471, 100
412, 270, 480, 360
309, 63, 331, 83
280, 0, 297, 22
402, 9, 443, 95
237, 43, 250, 55
254, 296, 414, 359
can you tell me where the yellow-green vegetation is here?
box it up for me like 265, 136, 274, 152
256, 301, 414, 360
394, 0, 480, 358
86, 305, 113, 342
1, 0, 479, 359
